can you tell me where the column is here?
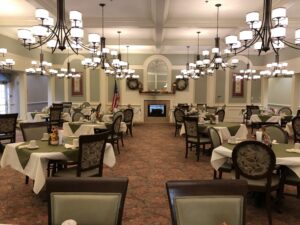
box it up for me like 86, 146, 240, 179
19, 73, 28, 120
246, 80, 252, 104
48, 76, 55, 105
85, 69, 91, 102
206, 74, 216, 106
63, 77, 68, 102
291, 74, 300, 114
99, 70, 108, 111
260, 77, 269, 108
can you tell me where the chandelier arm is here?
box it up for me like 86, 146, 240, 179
282, 40, 300, 50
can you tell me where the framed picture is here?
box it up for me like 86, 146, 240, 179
72, 75, 83, 96
232, 75, 244, 97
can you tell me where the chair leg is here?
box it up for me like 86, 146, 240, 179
218, 170, 223, 179
129, 125, 133, 137
25, 176, 29, 184
120, 133, 124, 147
196, 144, 200, 161
185, 142, 188, 158
297, 185, 300, 199
116, 139, 120, 154
266, 193, 273, 225
213, 170, 217, 179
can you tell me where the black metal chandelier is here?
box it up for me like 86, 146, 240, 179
197, 4, 239, 72
18, 0, 83, 54
225, 0, 300, 55
0, 48, 15, 71
25, 46, 56, 76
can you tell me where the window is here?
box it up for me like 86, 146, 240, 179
0, 84, 8, 113
147, 59, 168, 91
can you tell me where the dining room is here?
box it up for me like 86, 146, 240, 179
1, 0, 300, 224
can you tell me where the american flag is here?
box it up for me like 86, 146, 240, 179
112, 79, 119, 109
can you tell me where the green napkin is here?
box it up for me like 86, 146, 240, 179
16, 140, 78, 169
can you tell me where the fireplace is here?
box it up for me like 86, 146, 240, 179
144, 100, 170, 123
148, 104, 166, 117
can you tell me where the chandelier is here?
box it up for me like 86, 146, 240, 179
57, 49, 80, 78
236, 49, 260, 80
104, 31, 128, 79
197, 4, 239, 72
260, 54, 294, 77
81, 3, 112, 70
17, 0, 83, 54
0, 48, 15, 71
177, 46, 201, 79
225, 0, 300, 55
125, 46, 139, 79
25, 46, 55, 76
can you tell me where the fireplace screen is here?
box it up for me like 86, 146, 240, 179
148, 104, 166, 117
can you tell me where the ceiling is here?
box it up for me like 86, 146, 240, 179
0, 0, 299, 54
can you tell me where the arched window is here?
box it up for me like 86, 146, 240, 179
147, 59, 168, 91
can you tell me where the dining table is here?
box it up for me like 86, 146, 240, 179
26, 112, 72, 122
249, 114, 282, 125
0, 140, 116, 194
180, 122, 248, 142
211, 143, 300, 178
62, 121, 127, 137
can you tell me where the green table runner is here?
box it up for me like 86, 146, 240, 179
258, 115, 272, 122
16, 140, 78, 169
198, 122, 240, 136
31, 112, 37, 120
68, 122, 84, 134
221, 143, 300, 158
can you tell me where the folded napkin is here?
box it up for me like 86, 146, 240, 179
64, 144, 74, 149
286, 149, 300, 154
18, 145, 29, 149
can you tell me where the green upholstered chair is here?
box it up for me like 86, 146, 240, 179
166, 179, 247, 225
278, 107, 292, 116
53, 132, 109, 177
206, 106, 218, 114
174, 108, 185, 137
47, 106, 63, 132
232, 141, 283, 225
292, 116, 300, 143
215, 109, 225, 122
123, 108, 134, 137
107, 115, 123, 154
0, 113, 18, 145
72, 111, 84, 122
46, 177, 128, 225
62, 102, 72, 114
20, 121, 48, 141
183, 116, 210, 161
283, 167, 300, 198
208, 127, 232, 179
264, 125, 288, 144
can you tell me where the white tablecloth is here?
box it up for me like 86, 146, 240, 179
250, 114, 282, 125
63, 121, 127, 137
211, 145, 300, 178
102, 114, 113, 122
0, 142, 116, 194
26, 112, 48, 122
26, 112, 71, 122
285, 122, 293, 136
180, 123, 248, 142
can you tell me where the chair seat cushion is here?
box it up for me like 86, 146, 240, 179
219, 161, 233, 171
0, 133, 14, 140
285, 169, 300, 184
188, 137, 210, 144
237, 174, 280, 188
53, 167, 100, 177
108, 134, 119, 140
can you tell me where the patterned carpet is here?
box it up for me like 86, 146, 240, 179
0, 123, 300, 225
